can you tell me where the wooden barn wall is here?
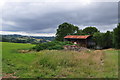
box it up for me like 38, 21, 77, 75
64, 36, 95, 48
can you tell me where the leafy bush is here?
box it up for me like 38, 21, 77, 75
32, 41, 74, 51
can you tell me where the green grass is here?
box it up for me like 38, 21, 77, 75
2, 42, 118, 78
2, 42, 36, 77
103, 49, 118, 78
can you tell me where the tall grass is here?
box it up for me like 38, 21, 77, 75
27, 50, 118, 78
103, 49, 118, 78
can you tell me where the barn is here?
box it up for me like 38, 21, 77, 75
64, 35, 95, 48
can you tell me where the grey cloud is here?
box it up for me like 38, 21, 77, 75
2, 2, 118, 34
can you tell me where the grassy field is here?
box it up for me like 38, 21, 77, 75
1, 42, 118, 78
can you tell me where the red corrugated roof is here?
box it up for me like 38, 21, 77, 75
64, 35, 91, 39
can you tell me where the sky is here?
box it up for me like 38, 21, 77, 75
0, 0, 119, 36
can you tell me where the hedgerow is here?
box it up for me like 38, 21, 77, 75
32, 41, 74, 51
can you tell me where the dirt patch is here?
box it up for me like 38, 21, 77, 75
106, 48, 115, 50
2, 73, 18, 78
102, 48, 115, 51
18, 49, 31, 53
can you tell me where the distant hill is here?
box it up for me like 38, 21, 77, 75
0, 34, 55, 44
31, 36, 55, 41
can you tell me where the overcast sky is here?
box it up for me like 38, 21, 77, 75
0, 0, 119, 36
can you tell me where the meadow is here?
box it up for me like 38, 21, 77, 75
1, 42, 118, 78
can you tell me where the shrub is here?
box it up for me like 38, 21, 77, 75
48, 45, 63, 50
32, 41, 74, 51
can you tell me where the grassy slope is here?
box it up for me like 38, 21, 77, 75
2, 42, 36, 77
2, 42, 118, 78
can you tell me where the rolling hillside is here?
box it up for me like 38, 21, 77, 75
1, 42, 118, 78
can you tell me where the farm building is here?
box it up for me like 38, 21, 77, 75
64, 35, 95, 48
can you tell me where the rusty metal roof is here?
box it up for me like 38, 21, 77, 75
64, 35, 91, 39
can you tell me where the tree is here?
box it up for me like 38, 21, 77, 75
113, 23, 120, 49
103, 31, 113, 48
93, 31, 113, 49
93, 32, 104, 47
83, 27, 99, 35
55, 22, 79, 41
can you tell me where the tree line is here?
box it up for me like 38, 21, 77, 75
55, 22, 120, 49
